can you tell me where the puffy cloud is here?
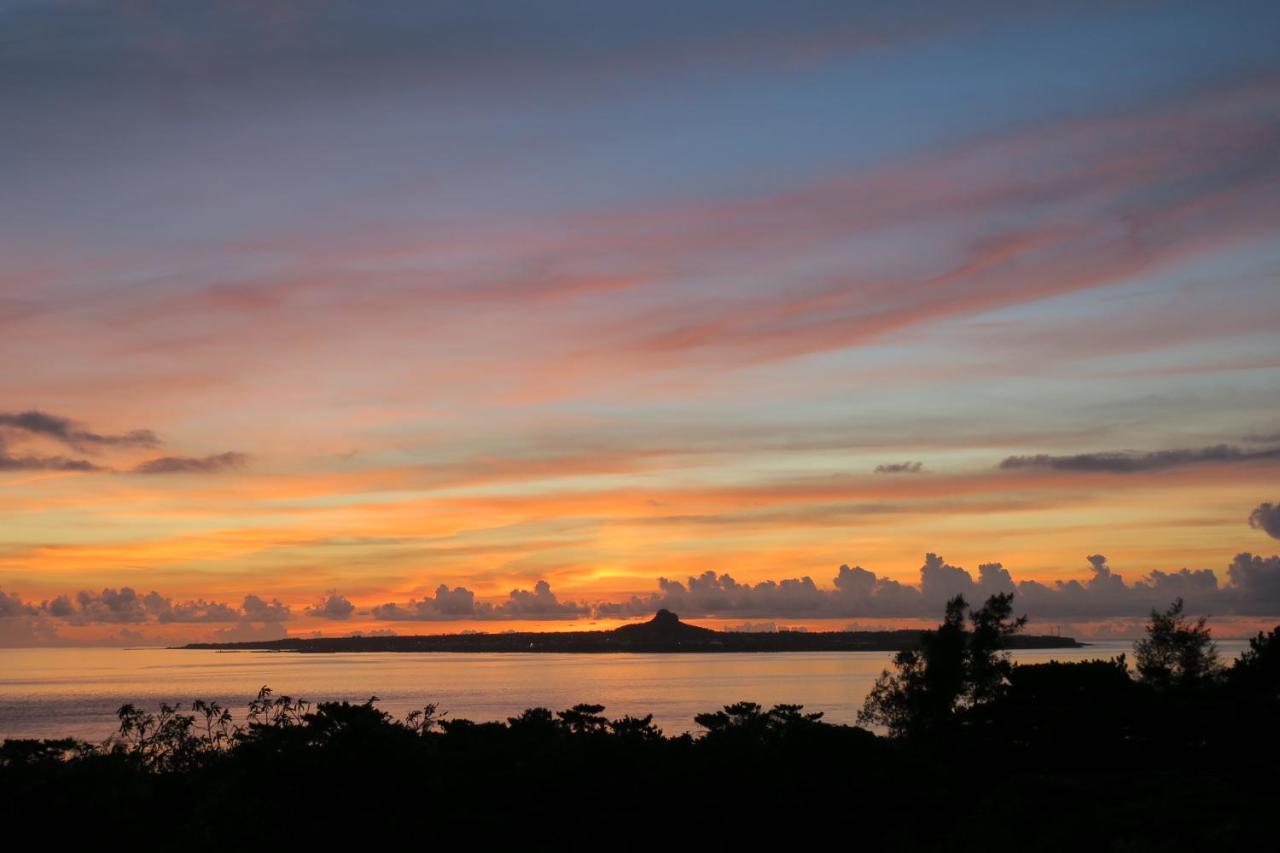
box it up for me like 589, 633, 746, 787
43, 595, 75, 618
372, 585, 480, 621
874, 462, 922, 474
307, 591, 356, 620
999, 443, 1280, 474
833, 564, 922, 617
241, 594, 291, 622
131, 452, 248, 474
67, 588, 150, 624
1249, 502, 1280, 540
0, 589, 37, 618
142, 592, 242, 623
598, 571, 829, 619
495, 580, 589, 618
921, 553, 978, 604
372, 581, 586, 621
977, 563, 1016, 596
1226, 553, 1280, 615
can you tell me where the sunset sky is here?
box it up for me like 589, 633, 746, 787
2, 1, 1279, 644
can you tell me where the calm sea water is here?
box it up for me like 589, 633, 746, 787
0, 641, 1250, 741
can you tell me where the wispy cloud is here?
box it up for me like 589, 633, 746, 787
874, 462, 923, 474
0, 410, 159, 451
1000, 443, 1280, 474
0, 443, 103, 472
131, 452, 248, 475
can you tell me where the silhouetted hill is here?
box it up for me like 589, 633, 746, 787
610, 608, 718, 642
180, 609, 1081, 653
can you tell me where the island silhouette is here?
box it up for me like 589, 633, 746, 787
180, 608, 1081, 653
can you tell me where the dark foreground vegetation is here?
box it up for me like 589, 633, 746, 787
4, 595, 1278, 852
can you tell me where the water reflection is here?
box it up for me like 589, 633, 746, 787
0, 641, 1250, 740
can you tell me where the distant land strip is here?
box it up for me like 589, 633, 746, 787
181, 610, 1081, 654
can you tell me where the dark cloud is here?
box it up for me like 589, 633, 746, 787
496, 580, 588, 618
65, 588, 150, 624
131, 452, 248, 474
0, 589, 38, 618
0, 586, 293, 647
241, 595, 291, 622
372, 580, 587, 621
35, 588, 293, 625
0, 410, 159, 450
142, 592, 242, 623
999, 443, 1280, 474
0, 411, 243, 476
371, 585, 480, 620
874, 462, 923, 474
1226, 553, 1280, 614
0, 437, 103, 472
307, 591, 356, 621
1249, 502, 1280, 540
597, 571, 830, 620
43, 595, 75, 618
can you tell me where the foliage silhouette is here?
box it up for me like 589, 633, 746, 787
1134, 597, 1221, 689
1232, 626, 1280, 692
857, 592, 1025, 737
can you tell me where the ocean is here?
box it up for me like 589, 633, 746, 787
0, 640, 1250, 741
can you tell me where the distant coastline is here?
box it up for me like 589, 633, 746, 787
181, 609, 1082, 654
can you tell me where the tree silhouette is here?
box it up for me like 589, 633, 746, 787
556, 703, 608, 735
1231, 626, 1280, 698
1134, 597, 1220, 689
858, 593, 1025, 737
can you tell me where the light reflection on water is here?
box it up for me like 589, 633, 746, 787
0, 641, 1250, 740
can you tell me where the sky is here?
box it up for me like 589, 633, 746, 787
2, 0, 1280, 645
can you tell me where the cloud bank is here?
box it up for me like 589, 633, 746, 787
592, 552, 1280, 620
24, 588, 292, 626
4, 552, 1279, 647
